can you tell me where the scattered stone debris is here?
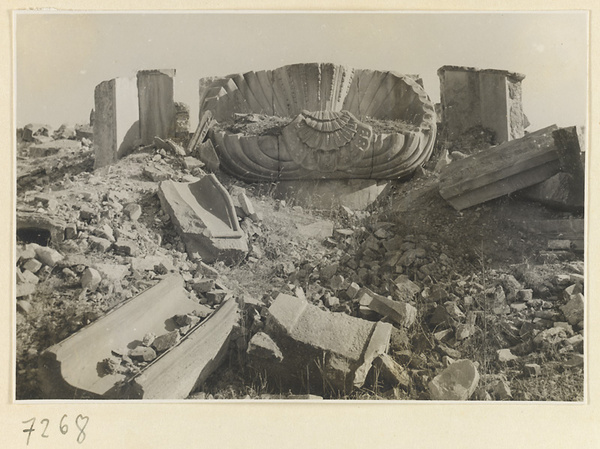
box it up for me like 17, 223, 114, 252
16, 62, 585, 402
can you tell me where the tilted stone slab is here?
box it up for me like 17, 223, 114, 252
264, 293, 392, 394
125, 298, 240, 399
157, 174, 248, 264
38, 275, 208, 399
439, 125, 561, 210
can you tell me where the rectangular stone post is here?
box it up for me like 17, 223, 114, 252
438, 66, 527, 144
93, 77, 139, 169
137, 69, 176, 145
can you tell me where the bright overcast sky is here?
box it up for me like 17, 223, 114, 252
15, 11, 588, 131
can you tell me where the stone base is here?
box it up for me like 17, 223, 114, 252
273, 179, 389, 210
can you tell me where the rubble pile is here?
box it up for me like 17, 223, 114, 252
16, 63, 585, 401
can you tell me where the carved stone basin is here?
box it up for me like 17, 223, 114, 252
201, 63, 437, 182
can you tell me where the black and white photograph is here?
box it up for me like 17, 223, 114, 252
5, 4, 600, 447
13, 10, 588, 403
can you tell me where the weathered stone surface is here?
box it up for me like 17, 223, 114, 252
439, 125, 562, 210
263, 293, 392, 393
428, 359, 480, 400
247, 332, 284, 362
273, 179, 389, 210
438, 66, 526, 144
29, 139, 81, 157
561, 293, 584, 325
137, 70, 176, 145
93, 77, 139, 169
17, 283, 36, 298
158, 175, 248, 264
89, 236, 112, 252
497, 348, 518, 362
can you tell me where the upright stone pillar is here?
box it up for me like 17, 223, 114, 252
438, 66, 527, 144
93, 77, 139, 169
137, 69, 176, 145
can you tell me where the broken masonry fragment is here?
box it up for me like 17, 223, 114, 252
157, 174, 248, 264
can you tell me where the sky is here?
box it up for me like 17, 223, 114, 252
15, 11, 588, 131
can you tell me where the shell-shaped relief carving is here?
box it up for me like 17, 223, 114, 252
282, 110, 372, 172
202, 63, 437, 181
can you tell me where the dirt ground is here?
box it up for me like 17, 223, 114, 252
15, 131, 584, 401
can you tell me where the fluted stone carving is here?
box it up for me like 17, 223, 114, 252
200, 63, 437, 182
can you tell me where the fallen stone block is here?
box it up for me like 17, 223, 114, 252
392, 275, 421, 301
428, 359, 480, 400
158, 174, 248, 264
93, 77, 139, 169
263, 293, 392, 394
360, 287, 417, 328
151, 331, 181, 353
22, 258, 42, 273
22, 123, 53, 142
439, 125, 562, 210
187, 110, 215, 155
123, 203, 142, 221
523, 363, 541, 377
183, 156, 205, 171
38, 275, 236, 399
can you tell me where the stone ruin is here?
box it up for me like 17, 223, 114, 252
201, 63, 437, 182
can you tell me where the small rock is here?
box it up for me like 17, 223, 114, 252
173, 314, 201, 327
329, 274, 345, 291
428, 359, 480, 400
113, 239, 140, 257
497, 348, 518, 362
206, 289, 228, 305
22, 258, 43, 273
88, 236, 112, 252
17, 283, 36, 298
247, 332, 283, 362
123, 203, 142, 221
17, 300, 33, 315
196, 261, 219, 279
128, 346, 157, 362
346, 282, 361, 299
151, 331, 181, 352
492, 380, 512, 400
79, 206, 97, 222
323, 293, 340, 309
191, 278, 215, 294
373, 353, 410, 389
21, 270, 39, 285
81, 267, 102, 290
564, 354, 584, 368
34, 246, 64, 267
392, 275, 421, 301
142, 332, 156, 347
523, 363, 541, 377
560, 293, 584, 326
